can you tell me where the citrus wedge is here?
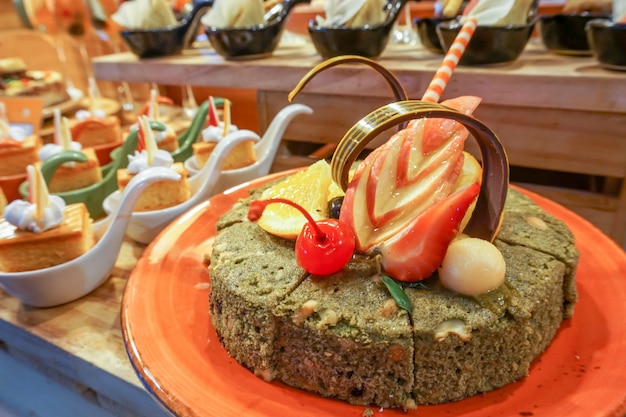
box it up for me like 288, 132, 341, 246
257, 160, 333, 239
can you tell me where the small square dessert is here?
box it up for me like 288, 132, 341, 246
0, 202, 94, 272
0, 134, 42, 177
117, 114, 190, 212
192, 139, 256, 170
153, 124, 178, 152
117, 162, 189, 211
42, 147, 103, 193
192, 96, 256, 170
70, 115, 122, 148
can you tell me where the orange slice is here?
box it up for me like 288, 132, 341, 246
257, 160, 333, 239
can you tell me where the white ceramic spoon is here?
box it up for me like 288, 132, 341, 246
100, 129, 262, 244
0, 168, 180, 308
184, 103, 313, 193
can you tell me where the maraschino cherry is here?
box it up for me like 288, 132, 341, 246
248, 198, 355, 275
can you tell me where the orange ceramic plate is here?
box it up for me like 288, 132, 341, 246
122, 173, 626, 417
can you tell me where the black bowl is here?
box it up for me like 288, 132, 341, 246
120, 2, 211, 58
540, 13, 610, 56
308, 23, 397, 59
436, 19, 536, 66
307, 0, 409, 60
586, 19, 626, 71
203, 0, 310, 60
414, 16, 455, 54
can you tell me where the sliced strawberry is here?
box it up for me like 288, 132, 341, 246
341, 97, 481, 252
378, 178, 481, 282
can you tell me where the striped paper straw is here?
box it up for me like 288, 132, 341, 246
422, 17, 478, 103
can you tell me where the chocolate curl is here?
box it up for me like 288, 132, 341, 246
221, 99, 231, 137
422, 17, 477, 103
208, 96, 220, 127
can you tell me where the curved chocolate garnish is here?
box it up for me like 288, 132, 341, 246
288, 55, 409, 104
329, 100, 509, 242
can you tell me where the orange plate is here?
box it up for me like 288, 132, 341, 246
122, 173, 626, 417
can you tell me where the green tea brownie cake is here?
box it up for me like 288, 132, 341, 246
208, 97, 578, 410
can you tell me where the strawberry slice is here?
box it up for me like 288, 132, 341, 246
378, 168, 481, 282
340, 96, 482, 253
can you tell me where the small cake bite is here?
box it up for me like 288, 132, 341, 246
192, 97, 256, 170
38, 109, 102, 193
0, 165, 94, 272
70, 92, 122, 148
117, 115, 189, 211
0, 102, 43, 177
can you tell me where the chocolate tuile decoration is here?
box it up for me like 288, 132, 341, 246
288, 55, 409, 131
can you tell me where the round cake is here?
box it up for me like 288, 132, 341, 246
209, 182, 578, 409
208, 93, 579, 410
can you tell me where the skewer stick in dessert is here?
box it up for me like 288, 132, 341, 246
59, 117, 73, 151
422, 18, 478, 103
221, 99, 231, 138
148, 88, 159, 121
29, 165, 50, 225
0, 103, 9, 138
138, 115, 157, 166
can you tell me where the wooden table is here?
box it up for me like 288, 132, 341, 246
0, 240, 169, 417
91, 38, 626, 248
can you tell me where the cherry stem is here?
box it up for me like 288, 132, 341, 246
248, 198, 327, 242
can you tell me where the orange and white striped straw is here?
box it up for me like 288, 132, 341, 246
421, 17, 478, 103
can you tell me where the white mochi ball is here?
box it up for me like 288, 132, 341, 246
439, 237, 506, 296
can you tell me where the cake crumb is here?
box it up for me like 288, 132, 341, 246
379, 298, 399, 318
362, 408, 374, 417
316, 309, 339, 329
434, 319, 471, 342
293, 299, 319, 325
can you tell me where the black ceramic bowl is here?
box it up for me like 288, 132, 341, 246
308, 23, 397, 59
307, 0, 408, 60
540, 13, 610, 56
586, 18, 626, 71
203, 0, 310, 60
120, 2, 210, 59
414, 16, 455, 53
436, 19, 536, 66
